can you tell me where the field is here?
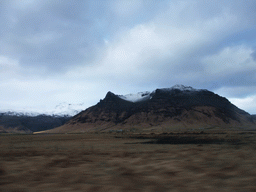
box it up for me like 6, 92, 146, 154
1, 130, 256, 192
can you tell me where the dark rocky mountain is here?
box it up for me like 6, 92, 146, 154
0, 113, 71, 133
48, 85, 256, 133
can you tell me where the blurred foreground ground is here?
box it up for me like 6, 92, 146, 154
0, 130, 256, 192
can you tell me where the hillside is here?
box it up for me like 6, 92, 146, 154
0, 113, 71, 133
46, 85, 256, 133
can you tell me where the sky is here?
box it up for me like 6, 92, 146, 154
0, 0, 256, 115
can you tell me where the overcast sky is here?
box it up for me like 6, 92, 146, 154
0, 0, 256, 114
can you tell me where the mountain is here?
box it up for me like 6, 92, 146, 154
0, 102, 87, 117
47, 85, 256, 133
0, 113, 71, 134
0, 102, 87, 133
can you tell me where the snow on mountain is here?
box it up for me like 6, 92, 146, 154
118, 91, 151, 103
117, 85, 200, 103
0, 102, 87, 117
167, 84, 199, 91
52, 102, 86, 116
156, 84, 204, 93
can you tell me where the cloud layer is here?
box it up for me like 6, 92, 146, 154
0, 0, 256, 114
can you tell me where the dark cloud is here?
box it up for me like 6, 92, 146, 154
0, 1, 109, 72
251, 49, 256, 61
0, 0, 169, 73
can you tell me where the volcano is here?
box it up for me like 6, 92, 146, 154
47, 85, 256, 133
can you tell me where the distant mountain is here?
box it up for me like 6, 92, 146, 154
0, 102, 88, 133
47, 85, 256, 133
0, 102, 87, 117
0, 113, 71, 133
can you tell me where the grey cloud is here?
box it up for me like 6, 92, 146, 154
251, 49, 256, 61
0, 1, 109, 72
0, 0, 166, 74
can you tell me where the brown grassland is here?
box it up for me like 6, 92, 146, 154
0, 129, 256, 192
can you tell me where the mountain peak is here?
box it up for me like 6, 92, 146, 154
103, 91, 123, 102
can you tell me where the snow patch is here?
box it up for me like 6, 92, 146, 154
0, 102, 87, 117
117, 85, 200, 103
52, 102, 86, 116
166, 84, 199, 91
118, 91, 151, 102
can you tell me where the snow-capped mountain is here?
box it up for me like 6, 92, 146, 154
0, 102, 87, 117
0, 102, 86, 133
48, 84, 255, 133
0, 102, 87, 133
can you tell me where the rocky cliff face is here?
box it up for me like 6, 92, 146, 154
49, 85, 256, 133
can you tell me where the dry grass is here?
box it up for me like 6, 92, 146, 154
0, 131, 256, 191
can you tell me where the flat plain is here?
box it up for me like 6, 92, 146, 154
1, 130, 256, 192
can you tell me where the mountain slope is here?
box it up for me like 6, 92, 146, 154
48, 85, 256, 133
0, 113, 71, 133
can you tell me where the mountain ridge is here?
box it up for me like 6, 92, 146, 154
47, 85, 255, 133
0, 113, 71, 133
